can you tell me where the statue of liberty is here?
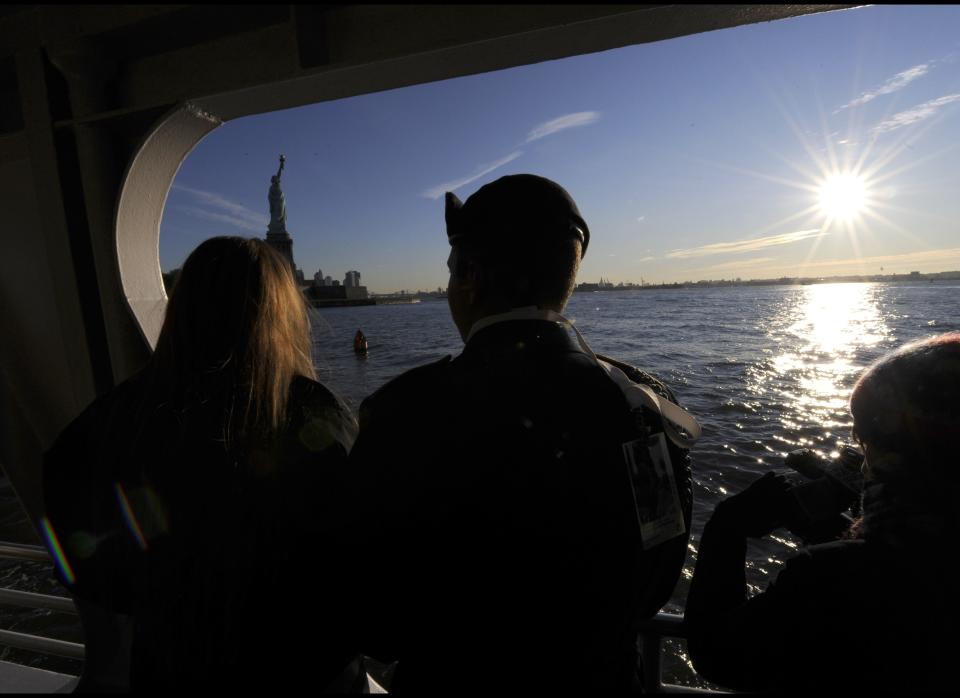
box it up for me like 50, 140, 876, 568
264, 154, 296, 273
268, 154, 287, 230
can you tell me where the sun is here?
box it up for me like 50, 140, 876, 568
817, 172, 868, 222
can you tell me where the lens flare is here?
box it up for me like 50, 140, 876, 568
40, 517, 76, 586
115, 482, 149, 551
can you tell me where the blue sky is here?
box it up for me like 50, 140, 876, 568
161, 5, 960, 293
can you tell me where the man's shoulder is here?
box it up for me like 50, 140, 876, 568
359, 355, 453, 421
372, 354, 454, 399
594, 353, 679, 403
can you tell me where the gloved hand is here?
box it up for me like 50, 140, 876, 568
712, 472, 791, 538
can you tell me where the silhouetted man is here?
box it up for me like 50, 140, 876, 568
344, 174, 695, 692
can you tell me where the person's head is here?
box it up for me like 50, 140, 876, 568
153, 236, 316, 441
850, 331, 960, 484
444, 174, 589, 340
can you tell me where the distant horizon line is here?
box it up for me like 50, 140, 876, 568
367, 269, 960, 295
572, 269, 960, 289
160, 265, 960, 296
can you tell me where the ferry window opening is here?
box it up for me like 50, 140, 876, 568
149, 5, 960, 689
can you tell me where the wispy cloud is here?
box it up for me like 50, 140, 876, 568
682, 257, 776, 274
797, 247, 960, 271
419, 111, 599, 200
871, 93, 960, 135
682, 248, 960, 280
173, 206, 267, 232
525, 111, 600, 143
836, 63, 930, 112
171, 184, 268, 232
666, 229, 823, 260
421, 151, 523, 200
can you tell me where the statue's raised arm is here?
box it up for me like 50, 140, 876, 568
276, 154, 285, 181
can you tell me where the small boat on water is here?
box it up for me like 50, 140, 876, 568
354, 330, 369, 355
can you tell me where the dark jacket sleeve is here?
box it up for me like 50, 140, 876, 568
685, 506, 820, 691
334, 359, 453, 662
41, 407, 95, 592
41, 398, 141, 612
335, 391, 416, 661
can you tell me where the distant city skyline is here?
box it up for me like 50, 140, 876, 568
160, 5, 960, 294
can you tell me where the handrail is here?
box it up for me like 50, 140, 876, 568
639, 613, 683, 693
0, 540, 84, 664
637, 613, 727, 694
0, 542, 50, 562
0, 587, 76, 615
0, 541, 77, 613
0, 540, 714, 689
639, 612, 687, 639
0, 628, 84, 660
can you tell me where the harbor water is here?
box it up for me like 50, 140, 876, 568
3, 281, 959, 685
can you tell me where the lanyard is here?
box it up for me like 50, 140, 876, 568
466, 308, 702, 449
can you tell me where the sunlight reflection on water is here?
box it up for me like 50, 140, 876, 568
757, 284, 890, 455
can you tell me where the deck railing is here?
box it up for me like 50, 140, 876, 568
0, 542, 724, 691
0, 543, 84, 661
637, 613, 723, 693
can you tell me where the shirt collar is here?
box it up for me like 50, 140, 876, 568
465, 306, 562, 344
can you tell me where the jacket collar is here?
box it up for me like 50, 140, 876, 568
463, 307, 579, 354
465, 306, 566, 343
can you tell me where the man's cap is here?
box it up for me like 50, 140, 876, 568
445, 174, 590, 258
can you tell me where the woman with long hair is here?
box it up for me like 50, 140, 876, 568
685, 332, 960, 691
42, 237, 357, 690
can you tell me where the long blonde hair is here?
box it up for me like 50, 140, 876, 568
151, 237, 316, 445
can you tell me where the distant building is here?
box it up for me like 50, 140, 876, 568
333, 270, 368, 299
332, 279, 341, 287
314, 269, 325, 286
324, 275, 333, 286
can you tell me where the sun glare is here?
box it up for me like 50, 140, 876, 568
817, 172, 868, 222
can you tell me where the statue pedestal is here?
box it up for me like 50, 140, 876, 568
265, 225, 295, 275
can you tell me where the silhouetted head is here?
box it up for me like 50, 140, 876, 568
444, 174, 589, 340
849, 332, 960, 547
851, 332, 960, 478
153, 237, 315, 440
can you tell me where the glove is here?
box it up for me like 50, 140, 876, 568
712, 472, 791, 538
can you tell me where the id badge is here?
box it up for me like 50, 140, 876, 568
622, 432, 685, 549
